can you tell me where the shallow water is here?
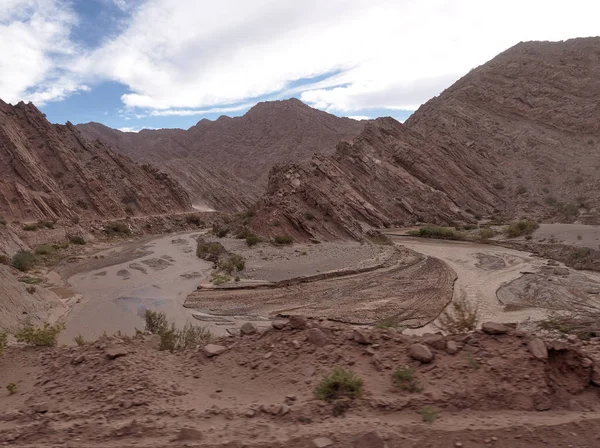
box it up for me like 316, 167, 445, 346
60, 232, 212, 343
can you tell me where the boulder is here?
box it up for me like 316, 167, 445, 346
174, 427, 203, 441
204, 344, 227, 357
313, 437, 334, 448
423, 334, 446, 350
240, 322, 258, 336
105, 346, 127, 360
446, 340, 458, 355
353, 329, 371, 345
307, 328, 330, 347
481, 322, 508, 335
289, 315, 308, 329
272, 321, 286, 330
353, 430, 386, 448
408, 343, 434, 363
527, 338, 548, 360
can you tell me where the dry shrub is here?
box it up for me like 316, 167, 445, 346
537, 292, 600, 338
314, 368, 363, 401
435, 296, 479, 334
0, 331, 7, 355
505, 219, 539, 238
15, 323, 65, 346
392, 367, 423, 392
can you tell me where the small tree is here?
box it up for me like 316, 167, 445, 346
435, 297, 479, 334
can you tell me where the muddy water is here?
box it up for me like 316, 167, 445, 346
60, 232, 212, 344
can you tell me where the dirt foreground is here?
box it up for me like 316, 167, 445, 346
2, 318, 600, 447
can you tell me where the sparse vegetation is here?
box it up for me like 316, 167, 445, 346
374, 317, 404, 330
11, 251, 36, 272
304, 212, 315, 221
421, 406, 440, 423
492, 182, 505, 190
185, 214, 204, 226
245, 234, 262, 247
314, 368, 363, 402
570, 246, 592, 263
212, 224, 230, 238
0, 216, 6, 226
273, 235, 294, 245
196, 240, 226, 263
104, 222, 131, 236
22, 223, 38, 231
22, 220, 55, 231
144, 310, 212, 352
435, 297, 479, 334
69, 235, 86, 245
407, 227, 465, 241
0, 331, 7, 355
465, 350, 480, 370
34, 244, 55, 256
18, 276, 43, 284
478, 227, 496, 240
73, 334, 88, 346
392, 367, 423, 392
15, 323, 65, 347
219, 254, 245, 273
210, 272, 230, 285
76, 199, 88, 210
516, 185, 528, 195
26, 286, 36, 294
6, 383, 17, 395
504, 219, 539, 238
144, 309, 169, 334
0, 255, 9, 265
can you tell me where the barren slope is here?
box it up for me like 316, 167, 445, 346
77, 99, 365, 211
0, 100, 192, 221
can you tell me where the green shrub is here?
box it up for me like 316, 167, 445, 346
211, 224, 229, 238
22, 223, 38, 231
159, 322, 212, 353
6, 383, 17, 395
34, 245, 55, 256
245, 234, 262, 247
210, 272, 230, 285
69, 235, 86, 245
26, 286, 36, 294
185, 214, 204, 226
0, 331, 7, 355
304, 212, 315, 221
73, 334, 88, 346
314, 368, 363, 401
392, 367, 423, 392
196, 240, 226, 263
421, 406, 439, 423
124, 205, 135, 216
0, 255, 9, 265
407, 227, 465, 241
104, 222, 130, 236
219, 254, 245, 273
144, 309, 169, 335
15, 323, 65, 346
570, 247, 592, 262
0, 216, 6, 226
12, 251, 36, 272
505, 219, 539, 238
478, 228, 496, 240
18, 276, 43, 284
273, 235, 293, 245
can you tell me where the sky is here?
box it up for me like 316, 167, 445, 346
1, 0, 599, 132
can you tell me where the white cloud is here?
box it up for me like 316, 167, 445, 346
2, 0, 600, 115
0, 0, 86, 104
148, 103, 255, 116
347, 116, 370, 121
117, 126, 155, 132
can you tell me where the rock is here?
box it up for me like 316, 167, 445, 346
567, 334, 578, 343
289, 315, 308, 329
71, 354, 85, 364
272, 321, 286, 330
174, 427, 203, 441
527, 338, 548, 360
481, 322, 508, 335
553, 267, 570, 276
592, 364, 600, 386
204, 344, 227, 357
423, 334, 446, 350
307, 328, 330, 347
568, 400, 585, 412
300, 365, 316, 377
32, 402, 49, 413
408, 343, 434, 363
353, 430, 386, 448
240, 322, 258, 336
105, 346, 128, 360
446, 340, 458, 355
547, 260, 559, 266
313, 437, 334, 447
353, 329, 371, 345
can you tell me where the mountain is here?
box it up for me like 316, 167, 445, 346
0, 100, 192, 221
77, 99, 365, 211
252, 37, 600, 240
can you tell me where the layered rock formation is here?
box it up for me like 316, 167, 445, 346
0, 100, 192, 221
252, 38, 600, 240
77, 99, 365, 211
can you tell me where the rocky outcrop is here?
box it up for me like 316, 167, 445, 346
0, 100, 192, 220
77, 99, 365, 212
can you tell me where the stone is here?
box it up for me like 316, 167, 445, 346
240, 322, 258, 336
174, 427, 203, 441
592, 364, 600, 386
300, 365, 316, 377
353, 430, 386, 448
408, 343, 434, 363
568, 400, 585, 412
353, 329, 371, 345
481, 322, 508, 335
272, 321, 286, 330
423, 334, 446, 350
105, 346, 127, 360
32, 402, 49, 413
307, 328, 330, 347
289, 315, 308, 329
71, 354, 86, 364
446, 340, 458, 355
527, 338, 548, 360
204, 344, 227, 357
313, 437, 334, 447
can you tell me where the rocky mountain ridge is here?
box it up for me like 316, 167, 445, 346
0, 100, 192, 221
77, 99, 365, 211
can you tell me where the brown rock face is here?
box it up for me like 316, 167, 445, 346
77, 99, 365, 212
0, 100, 192, 221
